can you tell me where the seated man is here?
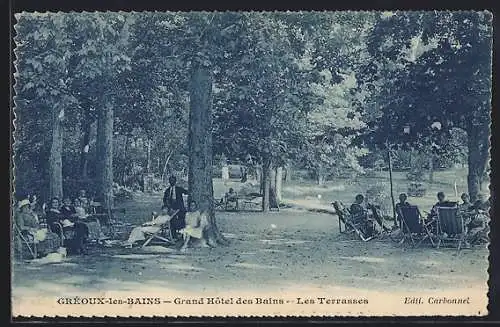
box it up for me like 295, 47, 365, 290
395, 193, 411, 229
350, 194, 368, 222
122, 209, 179, 248
179, 200, 210, 251
426, 192, 447, 231
225, 188, 238, 210
349, 194, 375, 237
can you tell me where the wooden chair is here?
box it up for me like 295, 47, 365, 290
436, 206, 468, 252
89, 201, 127, 239
141, 209, 180, 248
399, 205, 435, 248
213, 197, 225, 211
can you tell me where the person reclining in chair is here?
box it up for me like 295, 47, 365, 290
122, 209, 179, 248
349, 194, 375, 236
179, 200, 210, 251
225, 188, 238, 210
465, 194, 490, 246
395, 193, 411, 229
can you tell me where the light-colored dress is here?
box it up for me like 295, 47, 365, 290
179, 211, 208, 240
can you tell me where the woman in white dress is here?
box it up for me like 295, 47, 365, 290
179, 200, 209, 251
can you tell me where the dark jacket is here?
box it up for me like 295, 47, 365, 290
60, 205, 76, 220
162, 185, 188, 212
45, 208, 63, 227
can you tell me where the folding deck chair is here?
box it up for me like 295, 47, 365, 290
13, 223, 37, 260
399, 205, 435, 248
13, 223, 62, 260
332, 201, 349, 233
436, 206, 468, 252
141, 209, 179, 248
332, 201, 375, 242
89, 201, 127, 239
240, 193, 264, 211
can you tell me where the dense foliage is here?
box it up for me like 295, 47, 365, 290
13, 11, 492, 203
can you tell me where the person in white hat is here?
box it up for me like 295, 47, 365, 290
16, 199, 39, 233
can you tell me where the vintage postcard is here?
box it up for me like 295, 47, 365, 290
11, 10, 492, 318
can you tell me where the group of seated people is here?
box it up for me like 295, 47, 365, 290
394, 191, 490, 246
14, 189, 105, 257
344, 190, 490, 245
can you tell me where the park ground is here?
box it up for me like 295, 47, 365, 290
12, 168, 490, 316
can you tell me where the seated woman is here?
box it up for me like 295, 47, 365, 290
73, 198, 106, 242
179, 200, 209, 251
466, 207, 489, 246
45, 197, 88, 255
122, 209, 179, 248
14, 199, 60, 257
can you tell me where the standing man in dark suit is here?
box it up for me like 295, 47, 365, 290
162, 176, 189, 238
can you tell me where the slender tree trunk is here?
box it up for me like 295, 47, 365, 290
97, 102, 114, 209
428, 155, 434, 184
188, 64, 227, 247
317, 166, 326, 186
262, 157, 271, 212
146, 138, 151, 174
387, 146, 397, 225
49, 106, 64, 200
256, 165, 262, 186
275, 166, 283, 202
122, 135, 129, 185
161, 149, 174, 183
467, 124, 489, 202
80, 117, 92, 180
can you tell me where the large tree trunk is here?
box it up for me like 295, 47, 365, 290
188, 64, 227, 247
262, 157, 271, 212
49, 106, 64, 200
96, 102, 114, 209
275, 166, 283, 202
467, 124, 490, 202
270, 167, 277, 191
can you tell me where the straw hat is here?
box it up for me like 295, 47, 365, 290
18, 199, 31, 209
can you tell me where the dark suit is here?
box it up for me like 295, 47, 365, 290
162, 185, 188, 232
